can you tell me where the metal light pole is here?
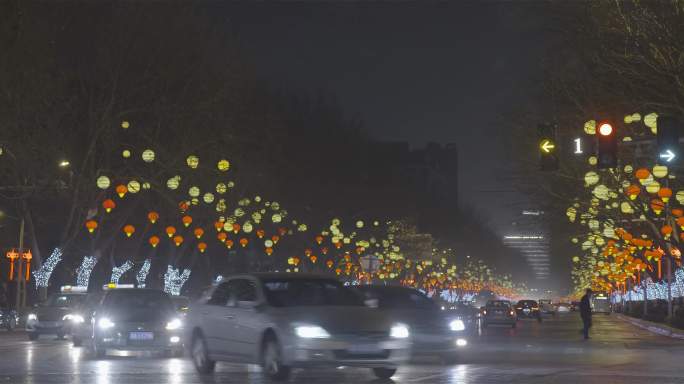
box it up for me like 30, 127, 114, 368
14, 217, 25, 310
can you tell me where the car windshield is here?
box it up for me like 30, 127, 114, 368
487, 301, 510, 308
45, 294, 84, 308
360, 287, 437, 310
262, 278, 363, 307
102, 290, 174, 321
517, 300, 538, 307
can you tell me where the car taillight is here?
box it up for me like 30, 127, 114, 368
510, 310, 515, 316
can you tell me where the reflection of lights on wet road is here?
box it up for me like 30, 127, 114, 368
166, 358, 182, 384
26, 347, 33, 371
449, 365, 468, 383
96, 360, 111, 384
69, 345, 82, 365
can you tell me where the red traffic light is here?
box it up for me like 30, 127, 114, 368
599, 123, 613, 136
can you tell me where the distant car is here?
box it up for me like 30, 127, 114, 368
186, 274, 411, 381
71, 285, 183, 358
538, 299, 556, 315
556, 303, 571, 313
482, 300, 517, 328
171, 296, 190, 317
570, 301, 581, 312
514, 300, 541, 321
591, 294, 611, 314
448, 302, 479, 330
26, 287, 87, 340
354, 285, 468, 362
0, 307, 19, 331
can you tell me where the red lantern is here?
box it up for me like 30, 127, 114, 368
149, 235, 160, 248
271, 235, 280, 244
315, 235, 324, 244
217, 232, 228, 242
173, 235, 184, 247
147, 211, 159, 224
226, 239, 234, 249
85, 220, 98, 233
214, 221, 224, 232
239, 238, 248, 247
166, 226, 177, 238
123, 224, 135, 237
232, 223, 241, 234
115, 184, 128, 198
197, 242, 207, 253
265, 247, 274, 256
182, 215, 193, 227
102, 199, 116, 213
178, 201, 190, 212
193, 228, 205, 239
256, 229, 266, 238
326, 260, 334, 269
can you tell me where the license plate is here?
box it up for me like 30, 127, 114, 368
129, 332, 154, 341
348, 343, 382, 354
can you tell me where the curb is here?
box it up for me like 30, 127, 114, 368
615, 313, 684, 340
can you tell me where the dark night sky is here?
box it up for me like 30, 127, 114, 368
222, 3, 546, 232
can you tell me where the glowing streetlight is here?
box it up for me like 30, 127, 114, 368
59, 160, 70, 168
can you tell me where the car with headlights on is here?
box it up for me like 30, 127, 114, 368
354, 285, 468, 363
71, 285, 183, 358
0, 307, 19, 331
515, 300, 541, 321
26, 286, 87, 340
482, 300, 517, 328
186, 274, 410, 381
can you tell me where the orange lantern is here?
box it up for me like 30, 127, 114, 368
326, 260, 334, 268
85, 220, 98, 233
102, 199, 116, 213
625, 185, 641, 200
226, 239, 234, 249
278, 227, 287, 236
335, 267, 342, 275
239, 238, 248, 247
315, 235, 324, 244
165, 226, 177, 238
651, 199, 665, 215
217, 232, 228, 242
256, 229, 266, 238
334, 241, 342, 249
293, 257, 300, 266
6, 249, 18, 280
658, 187, 673, 203
321, 247, 329, 255
635, 168, 650, 180
182, 215, 193, 227
115, 184, 128, 198
232, 223, 241, 234
304, 248, 312, 256
271, 235, 280, 244
147, 211, 159, 224
310, 255, 318, 263
193, 227, 205, 239
265, 247, 274, 255
677, 217, 684, 230
661, 225, 674, 237
179, 201, 190, 212
214, 221, 223, 232
197, 242, 207, 253
173, 235, 184, 246
149, 235, 160, 248
123, 224, 135, 237
673, 208, 684, 217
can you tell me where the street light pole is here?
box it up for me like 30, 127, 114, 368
14, 217, 25, 310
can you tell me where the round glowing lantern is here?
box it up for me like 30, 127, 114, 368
216, 183, 227, 194
115, 184, 128, 198
122, 149, 131, 158
265, 247, 273, 256
85, 220, 98, 233
672, 208, 684, 217
149, 235, 160, 248
127, 180, 141, 194
102, 199, 116, 213
653, 165, 668, 178
256, 229, 265, 239
239, 238, 249, 247
626, 185, 641, 200
215, 221, 224, 232
661, 225, 673, 237
225, 239, 234, 249
173, 235, 184, 247
645, 181, 660, 194
217, 159, 230, 171
121, 121, 130, 129
217, 232, 228, 242
197, 242, 207, 253
141, 149, 155, 163
677, 217, 684, 230
167, 176, 180, 190
194, 228, 205, 239
677, 191, 684, 205
326, 260, 334, 268
97, 176, 111, 189
178, 201, 190, 212
321, 247, 329, 255
232, 223, 241, 234
203, 193, 215, 204
165, 226, 177, 238
243, 222, 253, 233
147, 211, 159, 224
182, 215, 193, 227
186, 155, 199, 169
304, 248, 312, 256
651, 199, 665, 215
265, 240, 274, 248
635, 168, 650, 180
271, 235, 280, 244
658, 187, 672, 203
123, 224, 135, 237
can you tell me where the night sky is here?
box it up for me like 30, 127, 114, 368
223, 3, 547, 232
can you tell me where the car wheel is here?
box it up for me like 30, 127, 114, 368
28, 332, 39, 341
372, 367, 397, 379
73, 336, 83, 347
262, 336, 291, 381
191, 334, 215, 374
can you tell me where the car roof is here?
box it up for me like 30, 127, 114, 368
232, 272, 341, 281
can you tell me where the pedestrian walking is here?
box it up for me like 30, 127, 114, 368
579, 288, 593, 339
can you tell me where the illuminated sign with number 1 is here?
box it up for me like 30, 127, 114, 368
574, 138, 583, 154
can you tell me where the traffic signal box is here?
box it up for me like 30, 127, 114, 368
597, 122, 617, 169
538, 124, 558, 171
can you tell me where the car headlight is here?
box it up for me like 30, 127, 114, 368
27, 313, 37, 321
390, 324, 410, 339
98, 318, 115, 329
294, 325, 331, 339
165, 318, 183, 331
449, 319, 466, 331
63, 314, 85, 323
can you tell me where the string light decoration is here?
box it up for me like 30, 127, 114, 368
76, 256, 97, 287
136, 259, 152, 288
110, 260, 133, 284
33, 248, 63, 288
164, 265, 191, 296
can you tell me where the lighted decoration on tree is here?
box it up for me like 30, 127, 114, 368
110, 260, 133, 284
115, 184, 128, 198
147, 211, 159, 224
166, 226, 176, 238
33, 248, 63, 288
149, 235, 160, 248
141, 149, 155, 163
194, 228, 204, 239
164, 265, 191, 296
76, 256, 97, 287
198, 242, 208, 253
136, 259, 152, 288
97, 176, 111, 189
217, 159, 230, 171
186, 155, 199, 169
123, 225, 136, 237
182, 215, 192, 227
85, 220, 98, 233
173, 235, 184, 247
102, 199, 116, 213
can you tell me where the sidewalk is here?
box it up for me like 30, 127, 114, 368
615, 313, 684, 340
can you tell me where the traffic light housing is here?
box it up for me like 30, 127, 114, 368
657, 116, 680, 163
597, 121, 617, 169
538, 123, 558, 171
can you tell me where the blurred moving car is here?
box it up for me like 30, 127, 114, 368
570, 301, 581, 312
538, 299, 556, 315
482, 300, 517, 328
591, 293, 611, 314
0, 307, 19, 331
448, 302, 479, 330
71, 284, 183, 357
556, 303, 572, 313
514, 300, 541, 321
186, 274, 410, 381
354, 285, 468, 362
171, 296, 190, 317
26, 286, 87, 340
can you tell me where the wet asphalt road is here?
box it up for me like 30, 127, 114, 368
1, 313, 683, 384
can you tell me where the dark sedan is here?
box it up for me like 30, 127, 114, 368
515, 300, 542, 321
